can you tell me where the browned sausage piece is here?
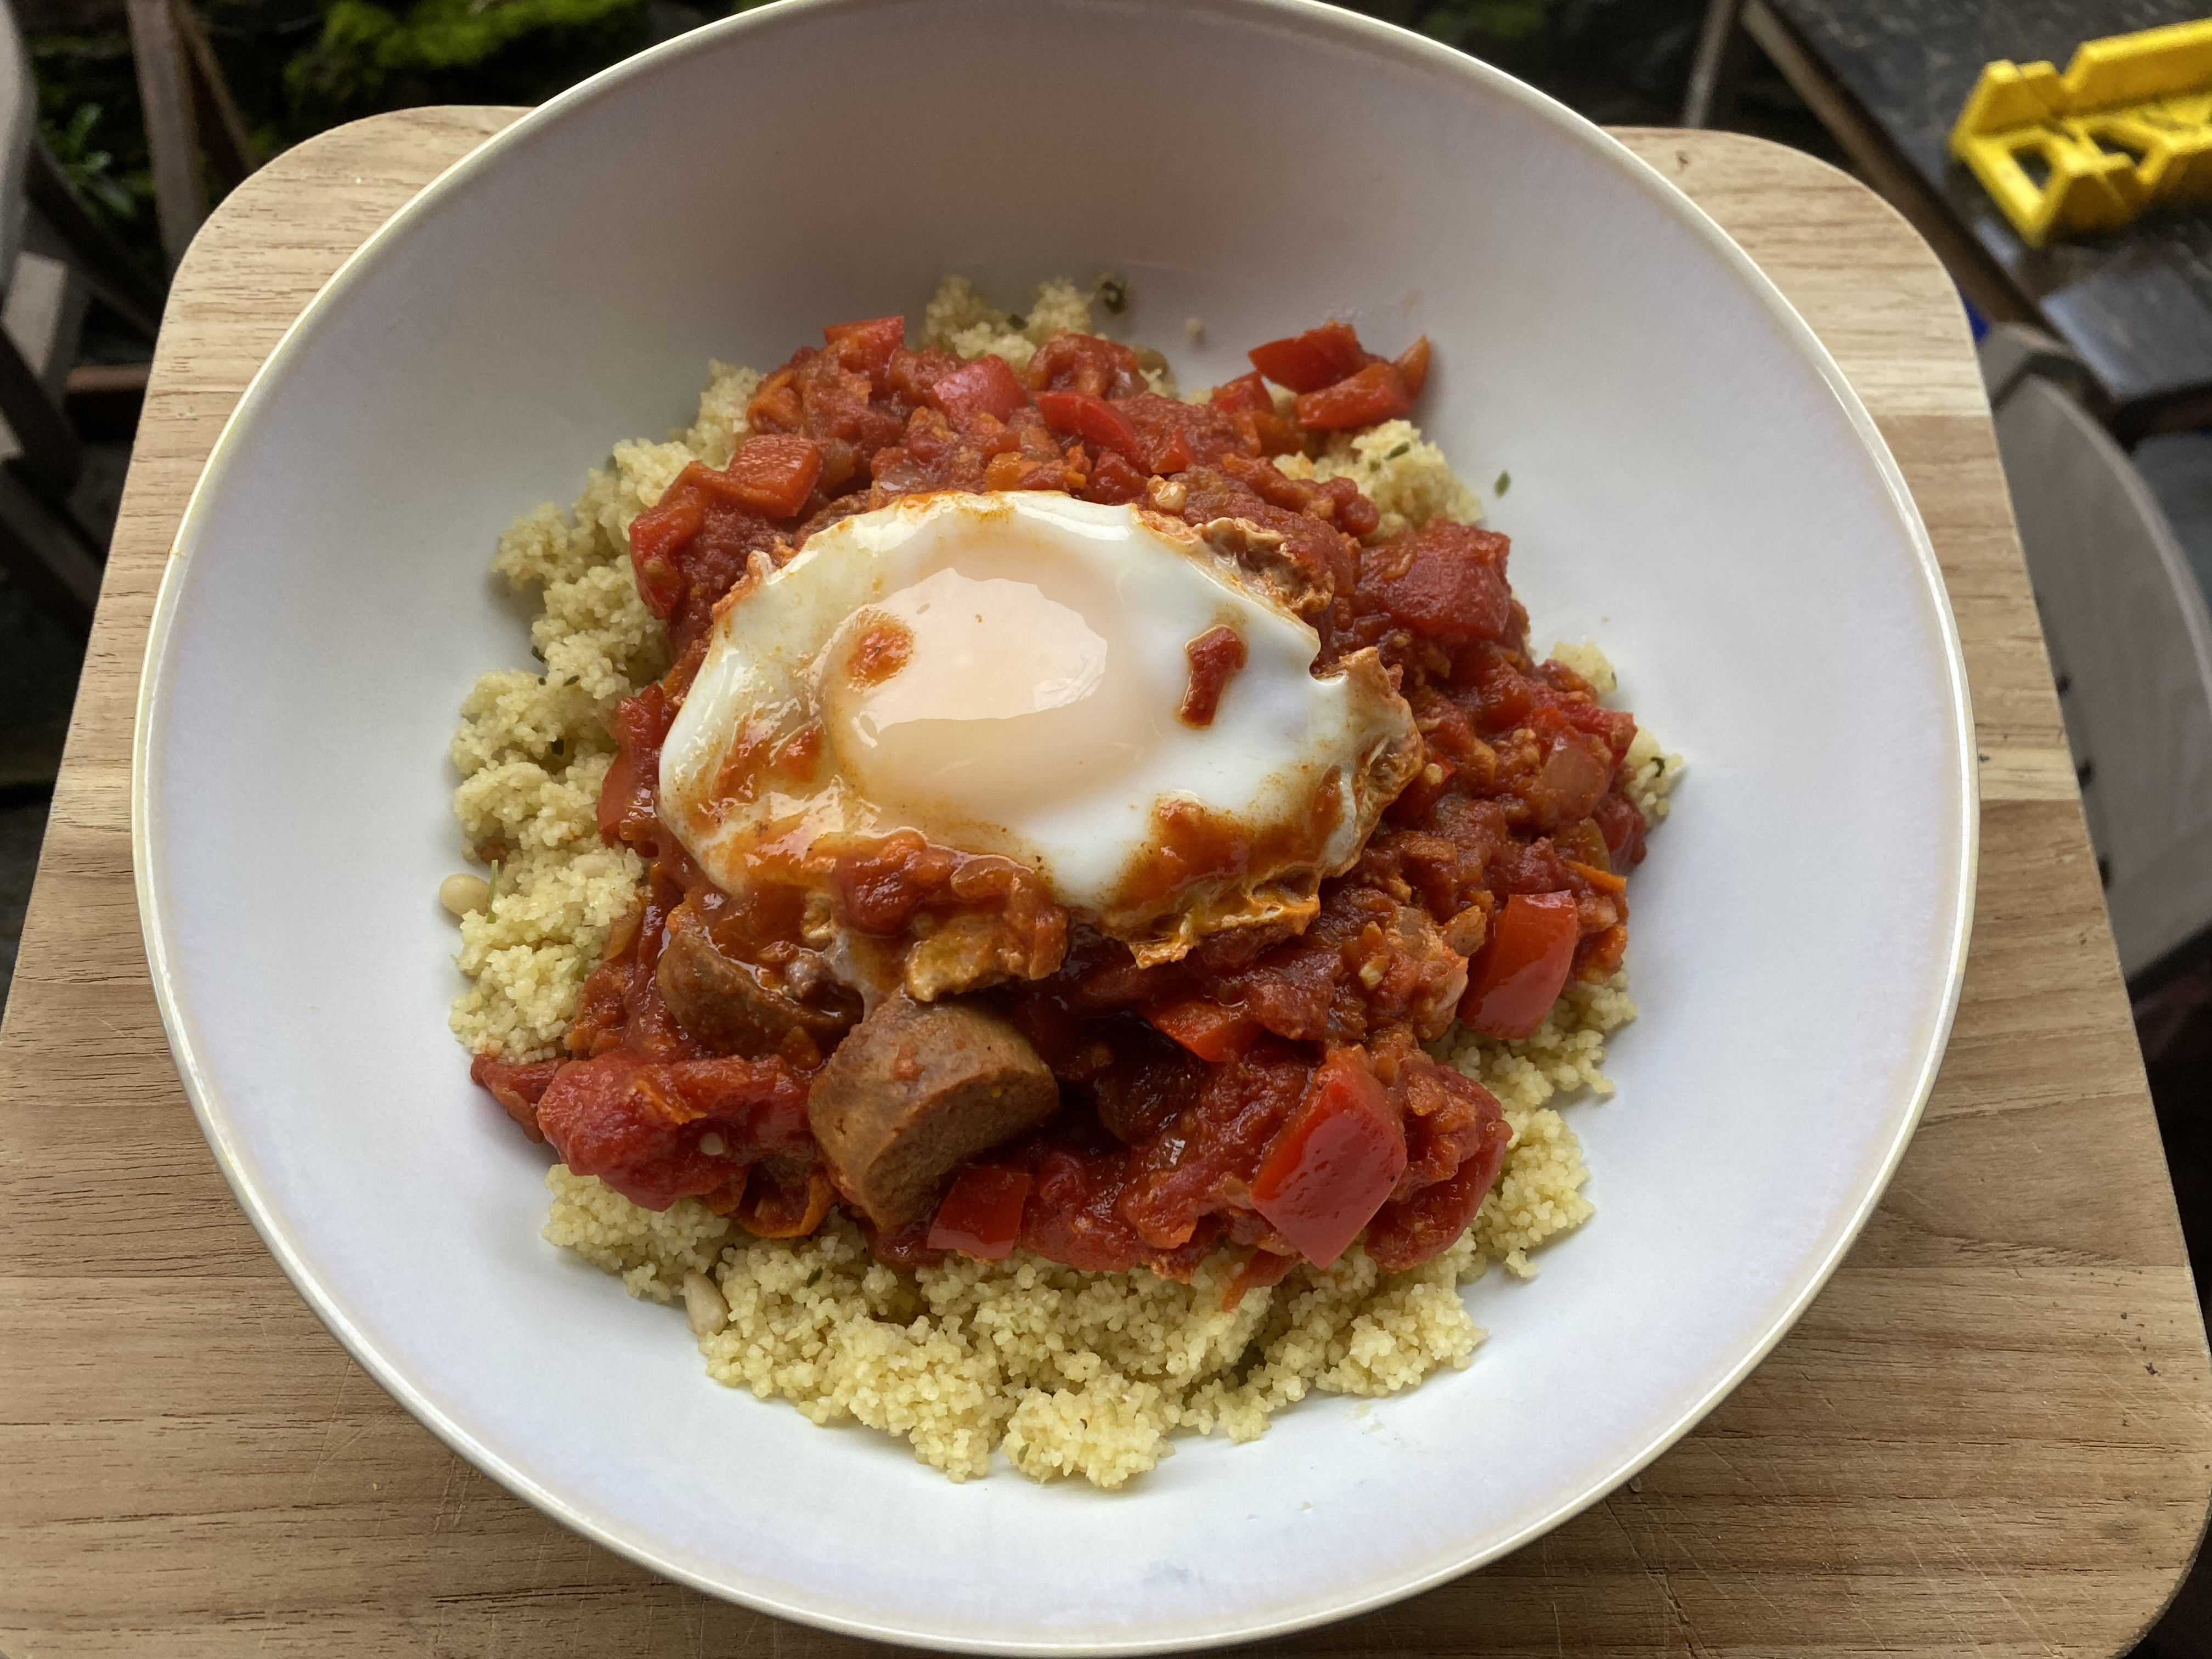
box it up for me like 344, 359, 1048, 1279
806, 994, 1059, 1229
657, 903, 858, 1057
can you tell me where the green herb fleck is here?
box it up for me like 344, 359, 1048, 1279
530, 642, 545, 663
1006, 313, 1026, 330
1095, 275, 1130, 315
1386, 442, 1411, 460
565, 674, 580, 686
1494, 470, 1512, 496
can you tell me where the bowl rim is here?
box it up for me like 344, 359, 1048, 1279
130, 0, 1980, 1649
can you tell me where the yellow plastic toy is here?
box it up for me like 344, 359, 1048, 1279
1949, 18, 2212, 247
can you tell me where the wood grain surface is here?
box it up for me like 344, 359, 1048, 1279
2, 109, 2207, 1658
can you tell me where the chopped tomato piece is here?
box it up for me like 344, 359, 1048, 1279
1459, 890, 1579, 1039
1249, 322, 1371, 392
928, 1164, 1034, 1260
1178, 624, 1248, 727
1365, 1112, 1511, 1271
1250, 1048, 1408, 1267
1593, 792, 1648, 870
930, 354, 1030, 423
470, 1054, 560, 1143
1034, 389, 1144, 464
1080, 449, 1149, 505
821, 314, 906, 377
1296, 362, 1414, 431
706, 434, 822, 519
1393, 336, 1432, 398
1223, 1245, 1299, 1309
597, 683, 672, 851
1146, 996, 1261, 1062
627, 481, 706, 592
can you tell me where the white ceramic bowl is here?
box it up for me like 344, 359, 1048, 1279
133, 0, 1975, 1649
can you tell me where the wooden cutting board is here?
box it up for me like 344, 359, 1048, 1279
2, 108, 2206, 1658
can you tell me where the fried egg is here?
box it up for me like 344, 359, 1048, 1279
659, 492, 1418, 974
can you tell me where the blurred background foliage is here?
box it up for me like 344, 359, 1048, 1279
19, 0, 1832, 291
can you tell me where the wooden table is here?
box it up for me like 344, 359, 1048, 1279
1737, 0, 2212, 441
2, 109, 2207, 1658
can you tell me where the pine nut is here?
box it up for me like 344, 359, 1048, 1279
682, 1270, 729, 1336
439, 873, 491, 917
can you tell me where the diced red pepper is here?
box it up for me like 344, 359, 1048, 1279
927, 1164, 1033, 1260
822, 314, 906, 378
1393, 336, 1432, 398
1034, 389, 1145, 464
710, 434, 822, 519
1249, 1049, 1408, 1268
1249, 322, 1372, 393
931, 354, 1030, 423
1146, 997, 1261, 1063
1209, 370, 1276, 414
1296, 362, 1415, 431
1459, 890, 1579, 1039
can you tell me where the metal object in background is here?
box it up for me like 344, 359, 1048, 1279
1982, 320, 2212, 984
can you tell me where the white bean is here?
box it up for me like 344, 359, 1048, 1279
439, 873, 491, 917
682, 1269, 729, 1336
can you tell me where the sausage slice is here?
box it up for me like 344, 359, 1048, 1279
806, 994, 1058, 1229
656, 903, 858, 1057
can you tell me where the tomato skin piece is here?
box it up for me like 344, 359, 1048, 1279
1459, 890, 1580, 1039
1296, 362, 1415, 431
1034, 390, 1144, 464
1249, 1049, 1408, 1268
930, 354, 1030, 423
1146, 996, 1261, 1063
703, 434, 822, 519
927, 1165, 1032, 1260
1249, 322, 1370, 393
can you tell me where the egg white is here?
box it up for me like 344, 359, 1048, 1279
659, 492, 1415, 960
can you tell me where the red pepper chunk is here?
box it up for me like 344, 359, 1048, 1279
1393, 336, 1432, 398
1210, 370, 1276, 413
1146, 996, 1261, 1063
928, 1165, 1033, 1260
1249, 322, 1371, 393
931, 354, 1030, 423
1250, 1049, 1408, 1267
1033, 390, 1144, 464
1296, 362, 1414, 431
1460, 890, 1579, 1039
715, 435, 822, 519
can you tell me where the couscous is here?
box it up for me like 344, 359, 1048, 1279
446, 278, 1680, 1487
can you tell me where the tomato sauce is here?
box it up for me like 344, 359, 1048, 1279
478, 313, 1657, 1286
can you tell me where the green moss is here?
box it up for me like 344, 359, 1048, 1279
283, 0, 648, 129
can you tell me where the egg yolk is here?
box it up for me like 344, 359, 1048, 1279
816, 550, 1171, 831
